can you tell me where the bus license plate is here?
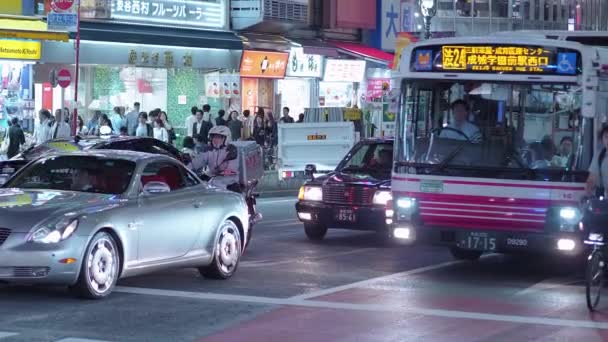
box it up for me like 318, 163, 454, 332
335, 209, 356, 222
458, 232, 497, 251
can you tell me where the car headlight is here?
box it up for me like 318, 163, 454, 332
29, 218, 78, 244
298, 186, 323, 202
373, 190, 392, 206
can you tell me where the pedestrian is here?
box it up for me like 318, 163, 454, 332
182, 136, 196, 158
125, 102, 140, 136
227, 110, 243, 141
279, 107, 294, 123
110, 106, 124, 135
216, 109, 228, 126
119, 126, 128, 136
136, 112, 153, 137
253, 115, 265, 146
185, 106, 198, 138
297, 113, 304, 123
153, 118, 169, 143
35, 109, 53, 144
50, 108, 71, 139
99, 114, 113, 136
7, 117, 25, 159
159, 111, 176, 144
265, 112, 278, 147
193, 134, 206, 154
76, 116, 89, 135
191, 110, 213, 144
242, 109, 253, 140
148, 108, 160, 124
87, 110, 101, 135
201, 104, 215, 126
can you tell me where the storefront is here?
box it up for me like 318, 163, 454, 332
0, 16, 70, 132
276, 47, 324, 118
38, 0, 242, 131
320, 58, 367, 108
239, 50, 289, 117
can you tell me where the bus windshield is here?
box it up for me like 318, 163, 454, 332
398, 80, 583, 175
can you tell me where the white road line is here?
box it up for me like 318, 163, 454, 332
55, 339, 113, 342
289, 259, 463, 300
258, 199, 297, 204
114, 286, 608, 330
515, 277, 582, 297
240, 248, 376, 267
0, 332, 18, 339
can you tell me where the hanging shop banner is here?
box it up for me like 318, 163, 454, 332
47, 0, 79, 32
0, 39, 41, 60
286, 47, 323, 78
323, 59, 366, 83
240, 50, 288, 79
205, 72, 221, 98
219, 73, 240, 98
366, 78, 390, 100
110, 0, 228, 30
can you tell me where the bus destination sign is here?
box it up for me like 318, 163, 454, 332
411, 44, 580, 75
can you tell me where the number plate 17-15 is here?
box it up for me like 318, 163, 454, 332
458, 232, 497, 251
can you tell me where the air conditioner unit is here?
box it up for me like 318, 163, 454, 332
231, 0, 310, 31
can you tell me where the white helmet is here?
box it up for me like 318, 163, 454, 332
208, 125, 232, 142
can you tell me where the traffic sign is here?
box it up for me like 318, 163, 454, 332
57, 69, 72, 88
51, 0, 75, 12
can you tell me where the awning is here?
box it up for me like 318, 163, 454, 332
0, 16, 69, 41
329, 41, 395, 68
288, 38, 340, 57
239, 33, 292, 51
75, 21, 243, 50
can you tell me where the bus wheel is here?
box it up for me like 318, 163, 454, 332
450, 247, 482, 261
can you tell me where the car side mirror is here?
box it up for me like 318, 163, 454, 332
305, 164, 317, 179
142, 181, 171, 195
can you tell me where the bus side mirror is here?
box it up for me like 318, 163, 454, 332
305, 164, 316, 179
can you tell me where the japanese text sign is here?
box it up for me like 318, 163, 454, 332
411, 44, 580, 75
47, 0, 78, 32
286, 47, 323, 78
240, 51, 288, 79
110, 0, 227, 29
323, 59, 366, 83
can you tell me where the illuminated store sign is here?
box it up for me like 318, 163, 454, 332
110, 0, 227, 29
412, 44, 581, 75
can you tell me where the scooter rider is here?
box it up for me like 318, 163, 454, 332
189, 125, 239, 189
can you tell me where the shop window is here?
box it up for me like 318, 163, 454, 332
493, 0, 510, 18
438, 0, 455, 17
456, 0, 472, 16
473, 0, 489, 17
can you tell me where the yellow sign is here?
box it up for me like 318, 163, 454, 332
307, 135, 327, 141
0, 39, 41, 60
442, 46, 550, 73
0, 1, 23, 16
344, 108, 362, 121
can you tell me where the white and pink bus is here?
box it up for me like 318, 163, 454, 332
389, 35, 608, 260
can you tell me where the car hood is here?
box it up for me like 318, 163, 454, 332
308, 171, 391, 188
0, 189, 123, 233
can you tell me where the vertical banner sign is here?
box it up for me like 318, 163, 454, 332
47, 0, 79, 32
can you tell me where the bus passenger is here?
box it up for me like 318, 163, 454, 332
439, 100, 481, 142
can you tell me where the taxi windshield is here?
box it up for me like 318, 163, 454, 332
397, 80, 583, 173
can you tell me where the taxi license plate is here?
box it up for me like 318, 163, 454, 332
335, 209, 356, 222
458, 232, 497, 251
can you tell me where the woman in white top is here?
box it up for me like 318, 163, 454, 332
153, 118, 169, 143
76, 116, 89, 136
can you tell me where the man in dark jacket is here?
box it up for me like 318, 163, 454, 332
7, 117, 25, 159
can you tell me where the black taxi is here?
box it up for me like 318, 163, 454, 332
295, 138, 393, 241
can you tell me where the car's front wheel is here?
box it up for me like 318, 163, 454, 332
70, 231, 120, 299
304, 223, 328, 241
200, 220, 242, 280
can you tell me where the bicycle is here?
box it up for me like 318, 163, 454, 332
585, 232, 605, 311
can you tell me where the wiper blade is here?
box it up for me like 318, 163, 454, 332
433, 141, 468, 172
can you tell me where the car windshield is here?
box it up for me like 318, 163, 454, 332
398, 80, 583, 172
5, 156, 135, 195
338, 143, 393, 179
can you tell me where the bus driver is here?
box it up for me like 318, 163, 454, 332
439, 99, 481, 142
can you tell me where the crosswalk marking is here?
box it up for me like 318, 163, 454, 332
55, 339, 113, 342
0, 332, 18, 339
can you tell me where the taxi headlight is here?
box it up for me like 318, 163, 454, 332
298, 186, 323, 202
29, 219, 79, 244
373, 190, 392, 206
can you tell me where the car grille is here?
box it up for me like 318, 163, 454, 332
323, 186, 373, 205
0, 228, 10, 246
0, 267, 51, 278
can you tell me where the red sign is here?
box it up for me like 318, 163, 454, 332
240, 51, 288, 79
367, 78, 390, 99
50, 0, 75, 12
57, 69, 71, 88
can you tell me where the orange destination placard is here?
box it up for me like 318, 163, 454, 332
240, 50, 289, 78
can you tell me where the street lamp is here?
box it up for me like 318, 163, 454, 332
419, 0, 437, 39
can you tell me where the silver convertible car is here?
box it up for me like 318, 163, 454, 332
0, 151, 250, 299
